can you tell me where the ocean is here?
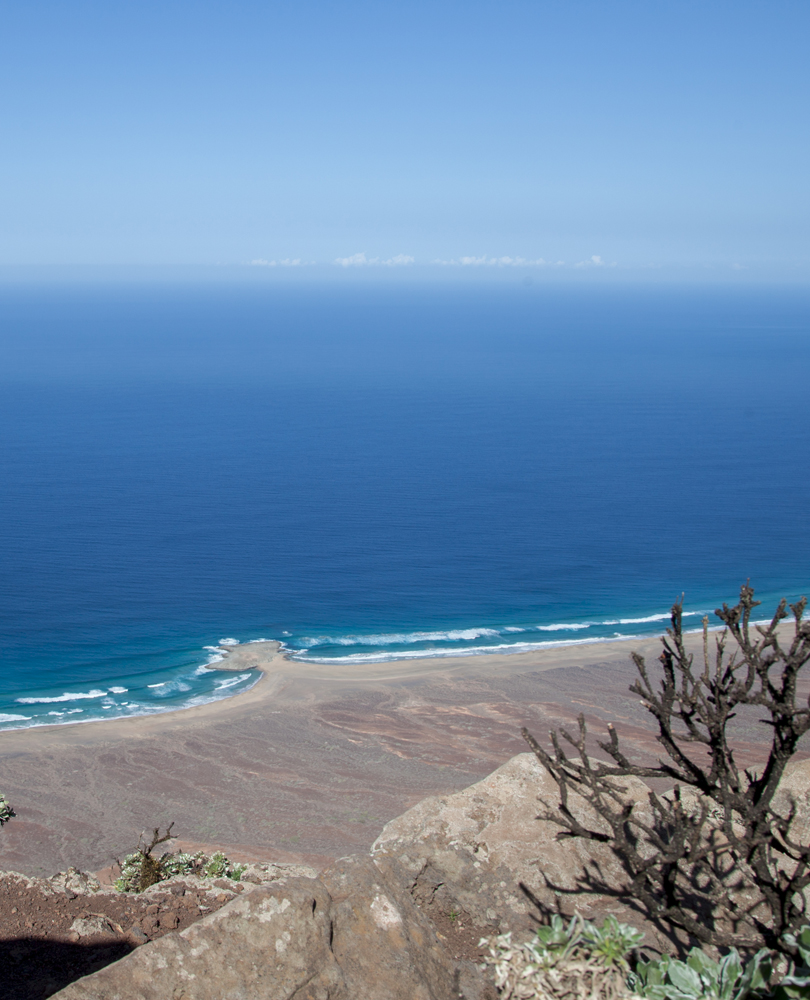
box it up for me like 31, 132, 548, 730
0, 281, 808, 730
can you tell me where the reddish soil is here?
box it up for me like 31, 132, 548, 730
0, 873, 241, 1000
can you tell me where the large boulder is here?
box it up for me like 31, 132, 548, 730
323, 855, 465, 999
52, 855, 480, 1000
371, 751, 652, 936
54, 875, 340, 1000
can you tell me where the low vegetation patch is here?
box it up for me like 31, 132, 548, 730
482, 914, 643, 1000
0, 791, 14, 825
114, 824, 247, 893
482, 916, 810, 1000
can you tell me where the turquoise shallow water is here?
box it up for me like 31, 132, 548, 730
1, 283, 808, 729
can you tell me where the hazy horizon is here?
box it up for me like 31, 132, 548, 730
2, 0, 808, 279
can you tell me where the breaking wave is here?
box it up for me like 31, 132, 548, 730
16, 689, 109, 704
290, 607, 712, 663
296, 634, 636, 664
300, 627, 500, 647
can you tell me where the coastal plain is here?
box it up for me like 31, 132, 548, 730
0, 632, 805, 878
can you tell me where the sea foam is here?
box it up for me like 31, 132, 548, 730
16, 689, 109, 704
214, 673, 251, 690
300, 627, 501, 647
537, 623, 592, 631
295, 633, 636, 664
602, 612, 702, 625
296, 613, 703, 651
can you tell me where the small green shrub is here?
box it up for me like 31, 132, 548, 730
160, 851, 198, 878
629, 947, 773, 1000
587, 916, 646, 970
481, 914, 644, 999
201, 850, 247, 881
114, 825, 247, 893
628, 926, 810, 1000
0, 792, 14, 826
114, 849, 247, 892
483, 918, 810, 999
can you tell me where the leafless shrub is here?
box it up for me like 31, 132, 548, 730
522, 584, 810, 956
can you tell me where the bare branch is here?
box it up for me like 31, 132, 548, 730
523, 583, 810, 957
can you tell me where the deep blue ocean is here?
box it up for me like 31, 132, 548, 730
0, 282, 808, 730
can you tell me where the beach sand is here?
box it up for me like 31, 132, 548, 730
0, 630, 806, 878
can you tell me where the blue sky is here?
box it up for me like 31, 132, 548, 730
1, 0, 808, 277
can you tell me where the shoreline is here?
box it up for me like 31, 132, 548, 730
0, 621, 757, 747
0, 630, 671, 752
0, 622, 805, 877
0, 618, 780, 741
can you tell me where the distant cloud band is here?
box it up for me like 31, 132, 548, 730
334, 253, 415, 267
249, 258, 303, 267
574, 255, 611, 268
432, 255, 561, 267
245, 254, 614, 269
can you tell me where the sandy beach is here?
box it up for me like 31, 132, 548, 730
0, 628, 806, 879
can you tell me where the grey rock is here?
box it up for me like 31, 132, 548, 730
372, 752, 651, 935
53, 857, 475, 1000
69, 914, 122, 939
55, 876, 342, 1000
50, 867, 103, 897
128, 926, 149, 945
321, 855, 460, 1000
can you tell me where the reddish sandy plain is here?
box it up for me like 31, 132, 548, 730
0, 628, 806, 879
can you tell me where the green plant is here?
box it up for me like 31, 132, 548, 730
586, 916, 645, 969
114, 824, 177, 893
202, 850, 247, 881
629, 946, 773, 1000
0, 792, 14, 825
114, 826, 247, 893
482, 916, 810, 999
481, 914, 643, 999
770, 927, 810, 999
532, 914, 580, 958
522, 585, 810, 955
161, 851, 198, 878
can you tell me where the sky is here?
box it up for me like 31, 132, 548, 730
0, 0, 808, 278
